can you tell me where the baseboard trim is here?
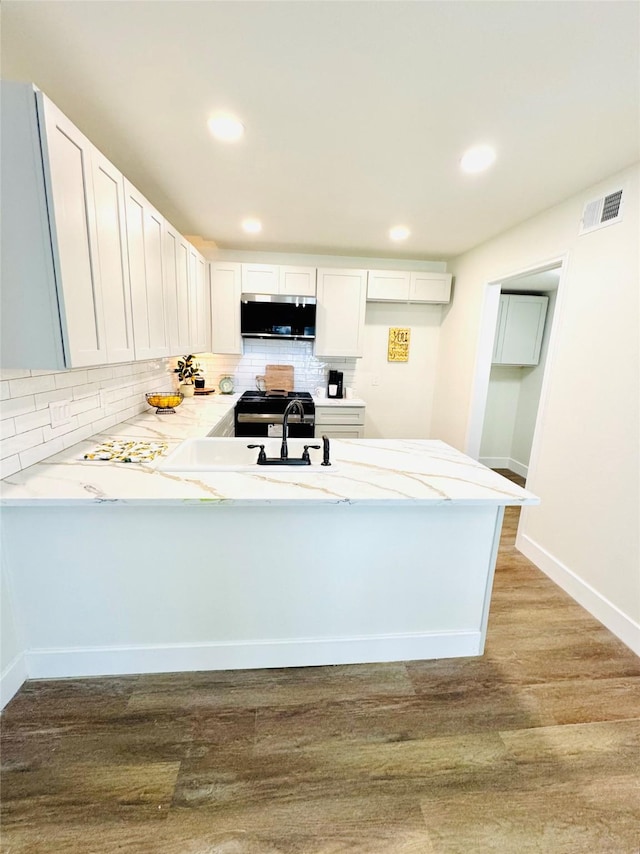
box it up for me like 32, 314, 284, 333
507, 458, 528, 478
0, 653, 27, 710
518, 532, 640, 656
480, 456, 528, 478
25, 631, 482, 680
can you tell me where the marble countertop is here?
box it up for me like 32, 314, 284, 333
0, 392, 538, 507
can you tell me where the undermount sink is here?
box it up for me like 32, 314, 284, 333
156, 437, 333, 472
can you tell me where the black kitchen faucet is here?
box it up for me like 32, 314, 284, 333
247, 399, 330, 466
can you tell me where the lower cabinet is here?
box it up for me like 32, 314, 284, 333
208, 408, 235, 437
315, 405, 365, 439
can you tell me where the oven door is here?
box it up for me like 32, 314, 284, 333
235, 412, 315, 438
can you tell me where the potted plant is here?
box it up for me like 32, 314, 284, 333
175, 355, 201, 397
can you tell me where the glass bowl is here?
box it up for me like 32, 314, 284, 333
145, 391, 184, 414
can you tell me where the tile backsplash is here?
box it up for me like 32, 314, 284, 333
0, 341, 357, 477
195, 339, 357, 395
0, 359, 173, 478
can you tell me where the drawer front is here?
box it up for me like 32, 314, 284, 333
315, 406, 365, 426
318, 425, 364, 439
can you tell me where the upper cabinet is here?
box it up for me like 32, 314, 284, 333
163, 222, 192, 355
189, 247, 210, 353
38, 93, 108, 367
279, 266, 316, 296
315, 269, 367, 358
124, 180, 170, 360
241, 263, 316, 296
1, 85, 102, 368
493, 294, 549, 366
210, 262, 242, 355
1, 82, 210, 369
91, 150, 136, 364
367, 270, 452, 304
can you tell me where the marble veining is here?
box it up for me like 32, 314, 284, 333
0, 396, 537, 507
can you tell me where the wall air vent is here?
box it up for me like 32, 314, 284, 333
579, 189, 624, 235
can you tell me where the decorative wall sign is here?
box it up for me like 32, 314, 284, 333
388, 327, 411, 362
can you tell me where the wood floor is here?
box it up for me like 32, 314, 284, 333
2, 476, 639, 853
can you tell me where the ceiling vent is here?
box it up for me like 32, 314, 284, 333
579, 189, 624, 235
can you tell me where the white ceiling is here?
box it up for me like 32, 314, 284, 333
2, 1, 639, 261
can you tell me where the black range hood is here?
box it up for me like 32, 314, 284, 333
240, 293, 316, 341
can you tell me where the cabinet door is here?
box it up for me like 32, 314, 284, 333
317, 425, 364, 439
91, 150, 135, 363
367, 270, 410, 302
280, 266, 316, 296
210, 262, 242, 354
315, 406, 366, 427
409, 272, 452, 303
494, 295, 549, 366
187, 247, 209, 352
315, 269, 367, 358
125, 180, 169, 359
39, 94, 107, 366
241, 263, 279, 295
163, 223, 192, 354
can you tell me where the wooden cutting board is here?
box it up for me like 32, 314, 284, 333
265, 364, 294, 393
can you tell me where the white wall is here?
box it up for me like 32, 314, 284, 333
511, 290, 557, 469
1, 558, 25, 707
356, 303, 442, 439
480, 290, 557, 474
479, 365, 522, 462
432, 163, 640, 648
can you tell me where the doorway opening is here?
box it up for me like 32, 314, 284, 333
465, 259, 566, 487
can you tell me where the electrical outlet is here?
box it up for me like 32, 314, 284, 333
371, 375, 380, 387
49, 399, 71, 428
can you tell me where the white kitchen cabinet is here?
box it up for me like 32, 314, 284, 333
315, 405, 365, 438
208, 407, 235, 437
38, 93, 108, 367
241, 263, 280, 295
163, 223, 192, 355
91, 150, 136, 363
280, 266, 316, 296
315, 269, 367, 358
188, 247, 210, 353
0, 82, 142, 368
409, 271, 452, 303
493, 294, 549, 366
367, 270, 411, 302
241, 263, 316, 297
366, 269, 451, 304
210, 262, 243, 354
124, 180, 170, 360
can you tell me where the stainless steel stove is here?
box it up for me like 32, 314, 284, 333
234, 391, 315, 438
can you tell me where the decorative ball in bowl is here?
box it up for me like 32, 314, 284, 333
145, 391, 184, 414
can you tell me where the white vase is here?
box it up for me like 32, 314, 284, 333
180, 383, 195, 397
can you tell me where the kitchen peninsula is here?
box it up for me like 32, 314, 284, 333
1, 397, 536, 689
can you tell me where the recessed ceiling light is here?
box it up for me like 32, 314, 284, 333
389, 225, 410, 241
460, 144, 496, 174
207, 114, 245, 142
242, 218, 262, 234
